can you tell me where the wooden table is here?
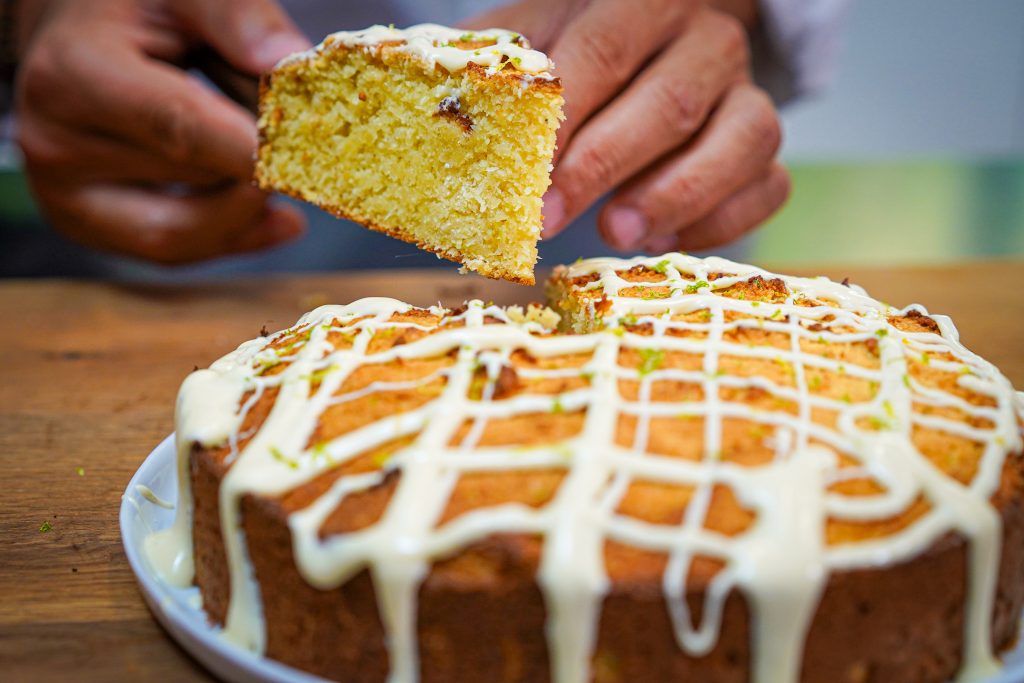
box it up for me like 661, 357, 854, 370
2, 262, 1022, 682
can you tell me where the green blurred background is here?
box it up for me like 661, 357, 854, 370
752, 161, 1024, 264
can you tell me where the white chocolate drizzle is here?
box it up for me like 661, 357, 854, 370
136, 484, 174, 510
146, 254, 1023, 683
276, 24, 556, 79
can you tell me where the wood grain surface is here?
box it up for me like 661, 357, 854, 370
1, 262, 1021, 682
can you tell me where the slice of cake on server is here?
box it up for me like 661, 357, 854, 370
255, 24, 564, 285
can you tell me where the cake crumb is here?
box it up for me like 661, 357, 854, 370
435, 95, 473, 132
506, 304, 560, 329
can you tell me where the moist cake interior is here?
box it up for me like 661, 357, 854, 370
256, 25, 564, 285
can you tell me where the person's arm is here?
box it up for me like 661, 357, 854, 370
13, 0, 311, 264
749, 0, 851, 103
466, 0, 790, 254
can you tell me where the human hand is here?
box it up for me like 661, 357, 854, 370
465, 0, 790, 253
15, 0, 311, 264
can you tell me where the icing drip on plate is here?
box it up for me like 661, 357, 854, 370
276, 23, 556, 78
146, 255, 1023, 683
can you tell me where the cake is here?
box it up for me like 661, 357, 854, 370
254, 24, 564, 285
145, 253, 1024, 682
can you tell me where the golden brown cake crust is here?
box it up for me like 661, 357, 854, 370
267, 37, 564, 95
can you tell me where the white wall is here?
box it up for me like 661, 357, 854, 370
781, 0, 1024, 161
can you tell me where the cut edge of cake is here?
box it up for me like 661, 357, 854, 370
255, 25, 565, 286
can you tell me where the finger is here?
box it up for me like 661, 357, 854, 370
17, 117, 226, 187
634, 162, 791, 253
459, 0, 573, 51
548, 0, 698, 156
708, 0, 760, 29
34, 181, 305, 264
19, 39, 258, 180
599, 83, 782, 250
175, 0, 311, 73
544, 9, 749, 236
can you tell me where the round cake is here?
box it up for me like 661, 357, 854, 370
145, 253, 1024, 683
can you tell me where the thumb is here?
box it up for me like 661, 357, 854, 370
176, 0, 312, 74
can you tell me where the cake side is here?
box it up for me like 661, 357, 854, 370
255, 27, 564, 285
192, 442, 1024, 683
158, 254, 1024, 683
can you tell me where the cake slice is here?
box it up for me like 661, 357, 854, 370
255, 24, 564, 284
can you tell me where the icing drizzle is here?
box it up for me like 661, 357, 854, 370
146, 254, 1024, 683
276, 24, 556, 79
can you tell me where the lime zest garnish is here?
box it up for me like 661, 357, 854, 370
304, 363, 340, 384
685, 280, 709, 294
270, 446, 299, 470
638, 348, 664, 376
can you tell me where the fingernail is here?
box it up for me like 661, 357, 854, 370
252, 33, 314, 71
604, 206, 648, 250
541, 188, 565, 238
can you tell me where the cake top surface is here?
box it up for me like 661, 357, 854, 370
149, 253, 1024, 683
277, 23, 556, 79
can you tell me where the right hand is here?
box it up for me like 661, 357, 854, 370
15, 0, 311, 265
465, 0, 789, 254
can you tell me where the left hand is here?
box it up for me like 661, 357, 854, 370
464, 0, 790, 253
14, 0, 310, 265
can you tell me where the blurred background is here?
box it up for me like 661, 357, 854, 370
755, 0, 1024, 265
1, 0, 1022, 278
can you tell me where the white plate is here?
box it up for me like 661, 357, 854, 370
122, 434, 1024, 683
120, 434, 329, 683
